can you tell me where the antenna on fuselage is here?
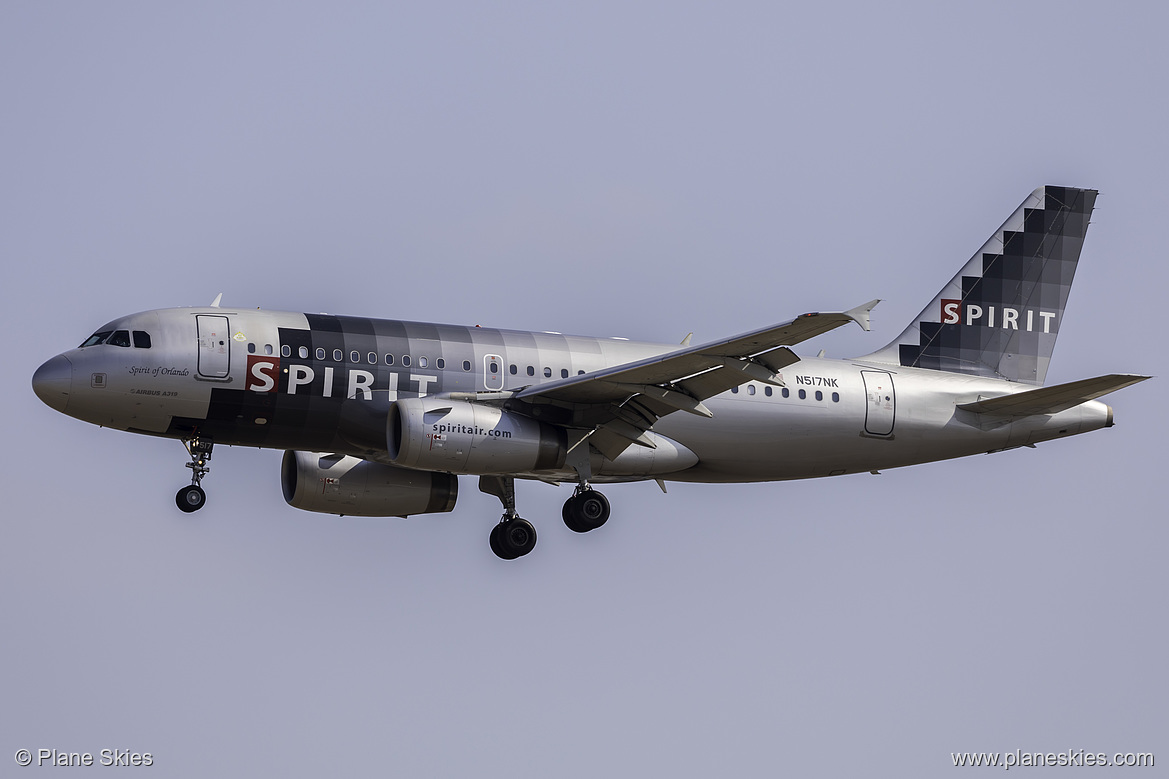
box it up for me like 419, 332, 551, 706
210, 293, 223, 308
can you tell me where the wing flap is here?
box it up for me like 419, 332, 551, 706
957, 374, 1150, 417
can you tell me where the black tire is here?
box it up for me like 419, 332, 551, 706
500, 518, 537, 558
564, 490, 609, 532
563, 498, 587, 533
490, 523, 516, 560
578, 491, 610, 529
176, 485, 206, 513
486, 521, 523, 559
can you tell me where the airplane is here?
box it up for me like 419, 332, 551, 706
32, 186, 1149, 559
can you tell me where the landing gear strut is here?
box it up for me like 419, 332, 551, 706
176, 436, 213, 513
562, 486, 610, 533
480, 475, 537, 560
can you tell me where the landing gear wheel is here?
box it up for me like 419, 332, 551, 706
177, 436, 213, 513
176, 484, 206, 513
563, 489, 610, 533
490, 518, 537, 560
489, 522, 509, 560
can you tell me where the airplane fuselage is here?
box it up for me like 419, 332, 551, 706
38, 306, 1112, 485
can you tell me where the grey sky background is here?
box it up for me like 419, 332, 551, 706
2, 2, 1165, 776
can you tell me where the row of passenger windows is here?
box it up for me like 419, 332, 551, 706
269, 344, 587, 379
79, 330, 151, 349
730, 384, 841, 402
508, 364, 583, 379
274, 343, 466, 371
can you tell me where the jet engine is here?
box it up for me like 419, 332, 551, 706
281, 451, 458, 517
387, 398, 566, 475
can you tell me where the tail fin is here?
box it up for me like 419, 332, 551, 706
862, 186, 1097, 385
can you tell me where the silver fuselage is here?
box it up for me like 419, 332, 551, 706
34, 306, 1112, 484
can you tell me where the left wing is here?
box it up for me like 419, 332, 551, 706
493, 300, 879, 459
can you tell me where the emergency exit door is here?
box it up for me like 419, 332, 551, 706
861, 370, 895, 436
196, 315, 230, 379
484, 353, 504, 390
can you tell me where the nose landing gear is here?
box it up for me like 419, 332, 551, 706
176, 436, 213, 513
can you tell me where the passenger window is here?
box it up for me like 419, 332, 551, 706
832, 392, 840, 402
132, 331, 152, 348
543, 367, 552, 378
367, 352, 377, 365
782, 388, 790, 398
815, 390, 823, 401
436, 358, 445, 370
333, 349, 343, 361
462, 360, 471, 371
402, 355, 412, 367
731, 386, 739, 394
281, 344, 291, 358
264, 344, 273, 355
316, 348, 326, 360
350, 351, 360, 363
248, 343, 256, 354
385, 354, 395, 365
748, 385, 756, 396
526, 366, 535, 377
578, 370, 585, 375
299, 346, 309, 359
798, 389, 806, 399
419, 356, 428, 368
79, 331, 113, 348
561, 369, 569, 378
510, 364, 518, 375
108, 330, 131, 347
764, 386, 773, 397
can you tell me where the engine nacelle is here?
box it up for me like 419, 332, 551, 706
387, 398, 566, 475
281, 451, 458, 517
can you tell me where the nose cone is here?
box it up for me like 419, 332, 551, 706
32, 354, 73, 412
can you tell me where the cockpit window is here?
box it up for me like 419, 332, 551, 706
132, 331, 152, 348
107, 330, 132, 347
79, 331, 113, 348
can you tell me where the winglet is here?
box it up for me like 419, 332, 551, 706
210, 293, 223, 308
680, 332, 693, 346
844, 299, 880, 332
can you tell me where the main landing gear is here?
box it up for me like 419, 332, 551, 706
479, 475, 611, 560
176, 436, 213, 513
562, 487, 610, 533
480, 475, 537, 560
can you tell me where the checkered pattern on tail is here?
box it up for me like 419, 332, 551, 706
863, 186, 1097, 385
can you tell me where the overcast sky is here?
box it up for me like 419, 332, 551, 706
2, 3, 1165, 777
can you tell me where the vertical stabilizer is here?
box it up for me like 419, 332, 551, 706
861, 186, 1097, 385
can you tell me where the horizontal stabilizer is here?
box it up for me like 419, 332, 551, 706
957, 374, 1150, 417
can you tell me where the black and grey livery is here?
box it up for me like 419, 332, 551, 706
182, 313, 613, 455
866, 186, 1096, 384
31, 186, 1148, 560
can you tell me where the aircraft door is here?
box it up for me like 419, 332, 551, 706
861, 370, 895, 436
484, 353, 504, 390
196, 315, 231, 379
